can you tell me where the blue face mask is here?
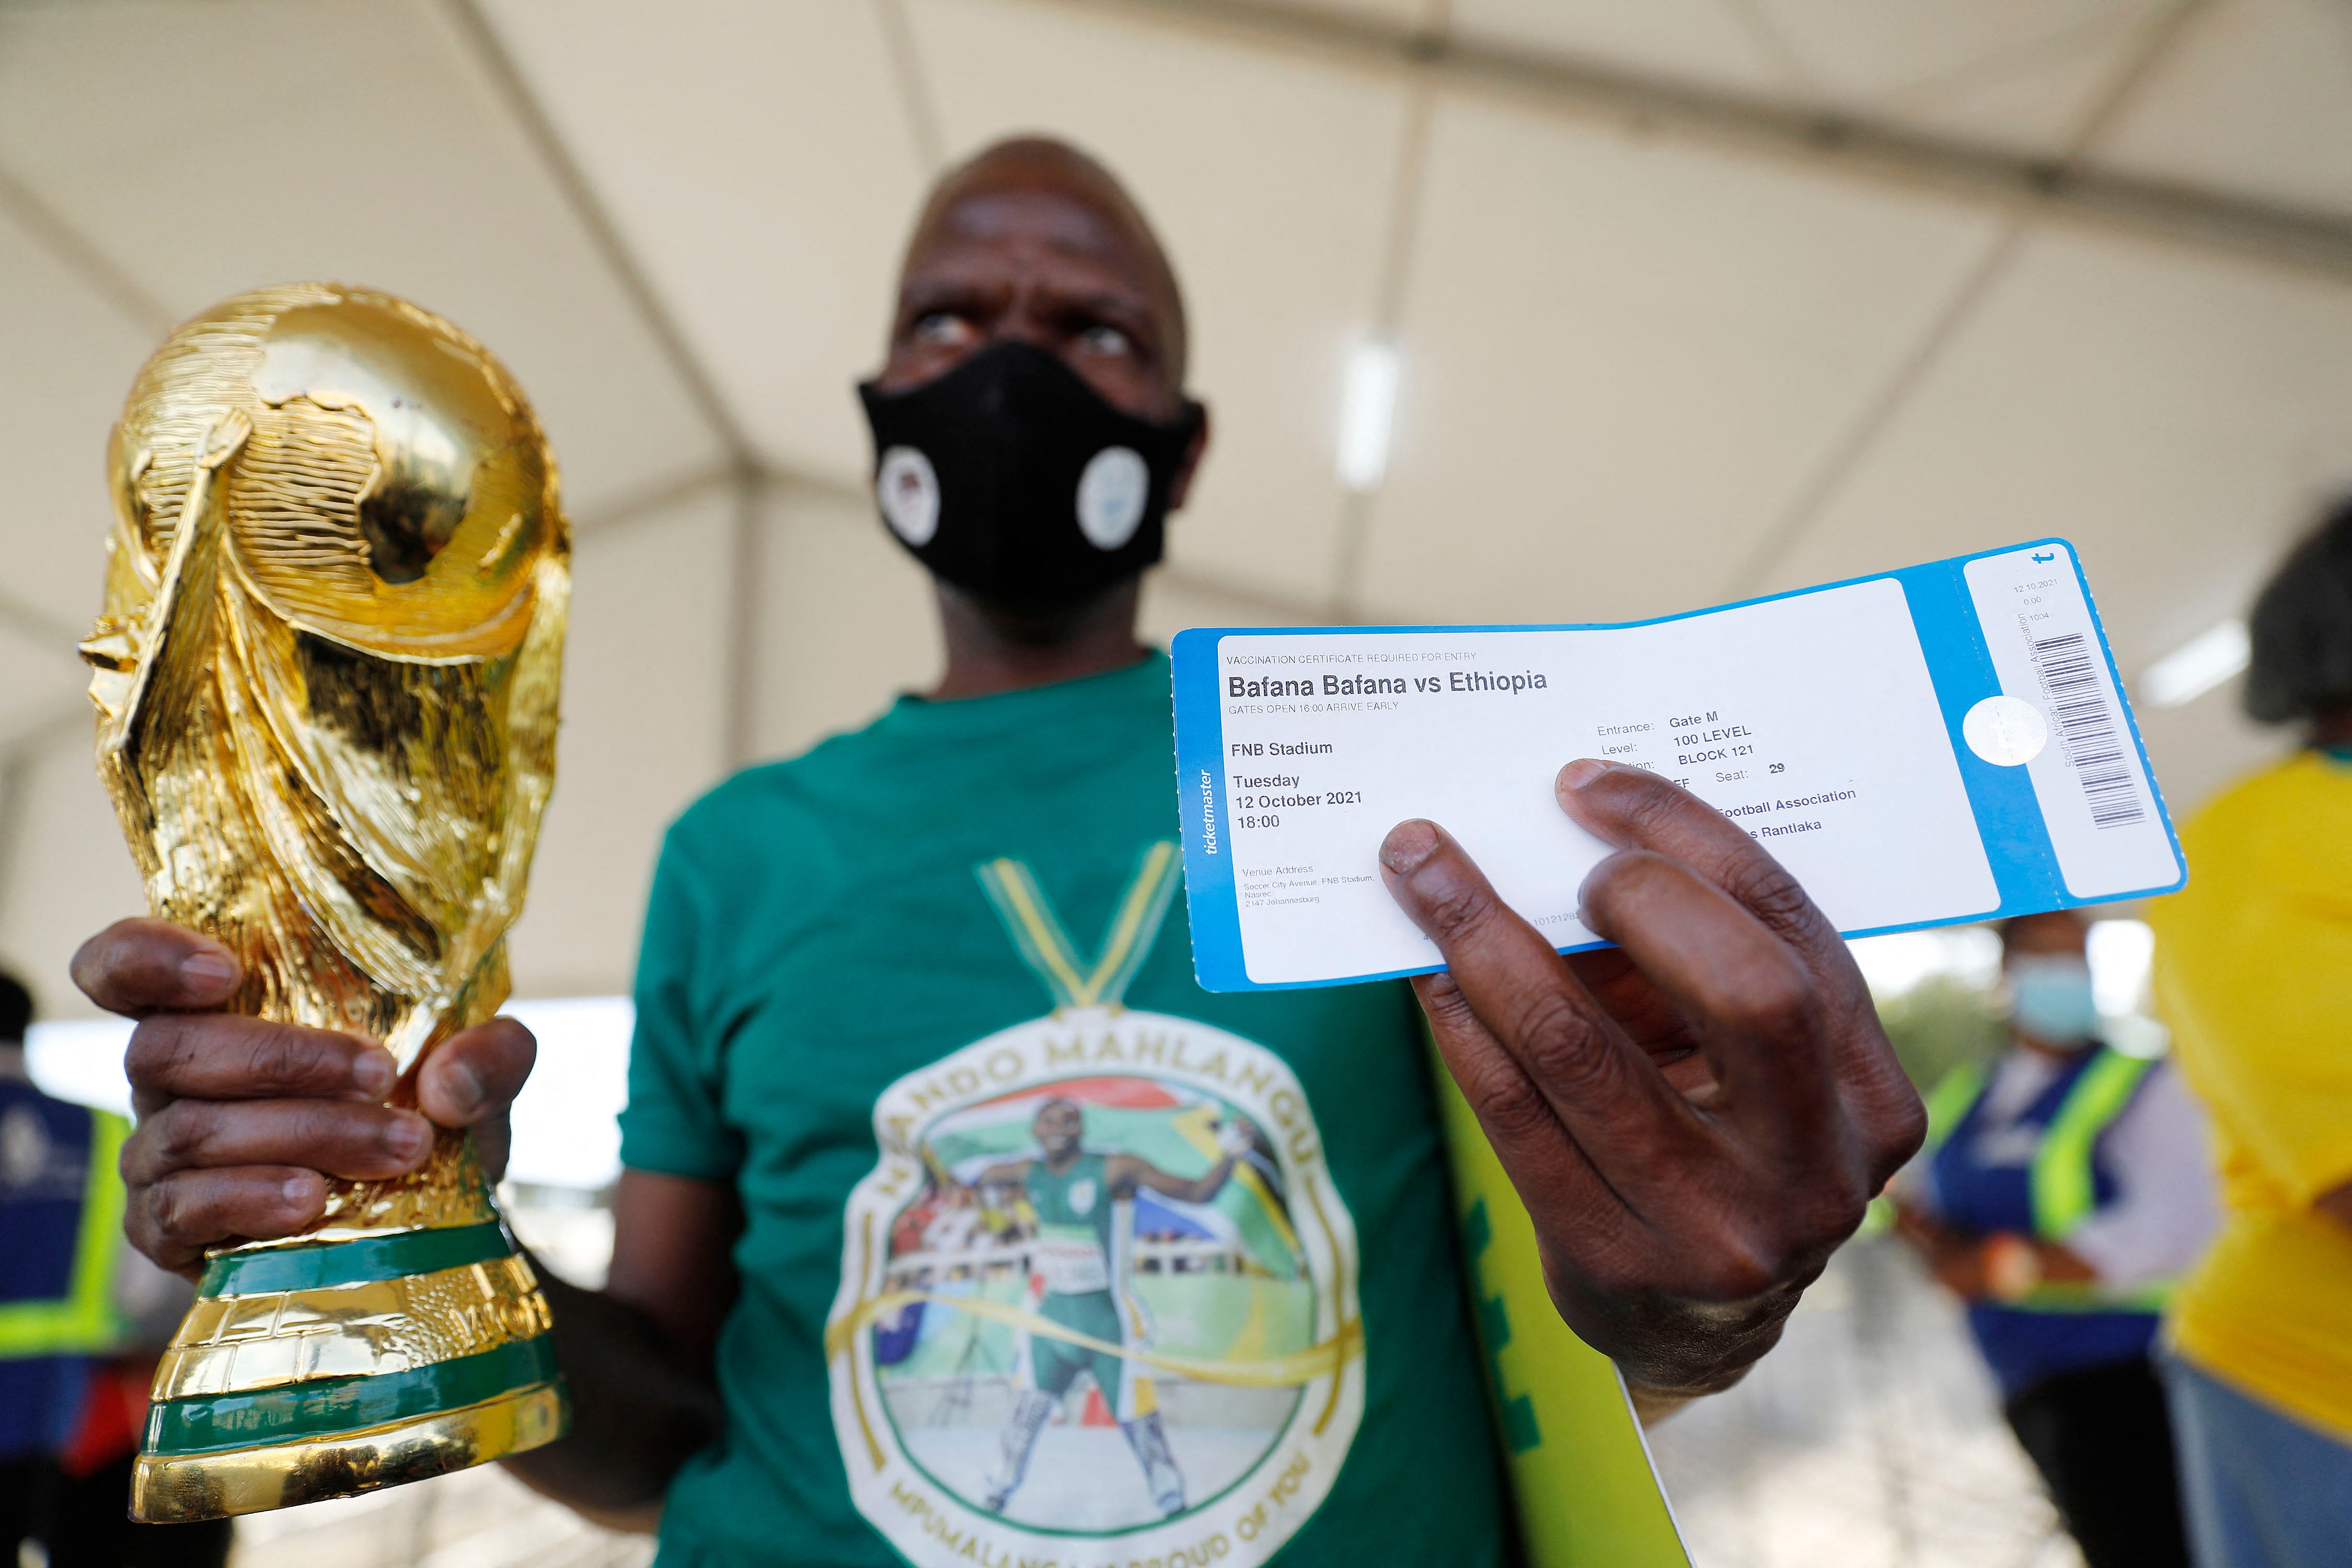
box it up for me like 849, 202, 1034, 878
2008, 954, 2099, 1045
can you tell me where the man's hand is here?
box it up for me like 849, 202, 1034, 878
72, 918, 536, 1279
1380, 759, 1925, 1399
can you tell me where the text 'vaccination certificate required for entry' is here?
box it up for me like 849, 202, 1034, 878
1171, 540, 2186, 993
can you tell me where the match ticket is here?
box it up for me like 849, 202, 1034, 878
1170, 540, 2185, 993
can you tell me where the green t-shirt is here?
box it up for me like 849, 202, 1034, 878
621, 652, 1508, 1568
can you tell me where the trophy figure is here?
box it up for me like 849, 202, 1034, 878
79, 284, 571, 1521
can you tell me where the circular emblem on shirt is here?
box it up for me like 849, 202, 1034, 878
1075, 446, 1150, 550
878, 446, 941, 547
1963, 694, 2049, 767
827, 1008, 1365, 1568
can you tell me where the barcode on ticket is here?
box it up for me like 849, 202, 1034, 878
2028, 631, 2144, 829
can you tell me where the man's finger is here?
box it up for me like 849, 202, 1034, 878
126, 1013, 393, 1107
1562, 762, 1910, 1090
1562, 946, 1707, 1065
1410, 968, 1620, 1225
416, 1018, 536, 1128
131, 1167, 326, 1277
1554, 763, 1844, 967
1380, 818, 1693, 1147
123, 1099, 432, 1186
1557, 758, 1917, 1161
1576, 848, 1837, 1150
71, 918, 240, 1018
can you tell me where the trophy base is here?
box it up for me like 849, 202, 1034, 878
130, 1378, 567, 1523
133, 1186, 567, 1524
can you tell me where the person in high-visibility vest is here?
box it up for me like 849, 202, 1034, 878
1, 969, 125, 1555
1894, 910, 2219, 1568
1, 971, 229, 1568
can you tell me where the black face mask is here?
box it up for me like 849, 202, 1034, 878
858, 341, 1204, 610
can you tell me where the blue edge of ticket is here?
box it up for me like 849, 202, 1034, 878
1171, 538, 2188, 995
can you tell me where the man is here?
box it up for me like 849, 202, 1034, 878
966, 1097, 1246, 1518
74, 138, 1920, 1566
1896, 910, 2212, 1568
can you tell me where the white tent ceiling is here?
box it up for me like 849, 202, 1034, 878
4, 0, 2348, 1016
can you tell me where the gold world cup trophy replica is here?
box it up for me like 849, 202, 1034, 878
79, 284, 570, 1521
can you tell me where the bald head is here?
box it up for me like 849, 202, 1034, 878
878, 136, 1192, 418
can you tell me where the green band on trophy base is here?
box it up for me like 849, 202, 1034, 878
199, 1223, 513, 1298
131, 1381, 570, 1524
146, 1336, 560, 1457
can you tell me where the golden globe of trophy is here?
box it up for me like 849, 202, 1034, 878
79, 284, 570, 1521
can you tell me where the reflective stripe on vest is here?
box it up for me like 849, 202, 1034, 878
1922, 1062, 1988, 1150
0, 1111, 130, 1358
1921, 1050, 2168, 1313
2031, 1050, 2153, 1239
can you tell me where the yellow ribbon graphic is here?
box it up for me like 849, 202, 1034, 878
828, 1289, 1361, 1389
974, 841, 1180, 1010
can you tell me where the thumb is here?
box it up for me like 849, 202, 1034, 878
416, 1019, 534, 1186
416, 1017, 536, 1129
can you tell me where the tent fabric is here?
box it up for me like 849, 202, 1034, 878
2, 0, 2345, 1010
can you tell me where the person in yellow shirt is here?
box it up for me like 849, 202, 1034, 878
2149, 499, 2352, 1568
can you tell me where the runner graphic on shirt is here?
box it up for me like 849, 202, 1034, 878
827, 844, 1366, 1567
962, 1095, 1252, 1516
871, 1072, 1295, 1531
